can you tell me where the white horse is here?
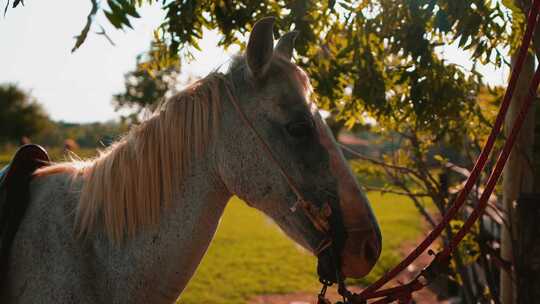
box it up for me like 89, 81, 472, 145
0, 17, 381, 304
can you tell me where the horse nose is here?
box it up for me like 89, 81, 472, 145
341, 227, 382, 278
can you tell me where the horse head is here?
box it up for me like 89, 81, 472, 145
217, 17, 382, 280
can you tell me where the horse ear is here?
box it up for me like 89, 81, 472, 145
246, 17, 275, 79
275, 31, 299, 61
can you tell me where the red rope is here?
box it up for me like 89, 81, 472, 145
442, 63, 540, 259
351, 1, 540, 301
350, 63, 540, 304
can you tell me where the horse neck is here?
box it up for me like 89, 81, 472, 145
108, 151, 231, 301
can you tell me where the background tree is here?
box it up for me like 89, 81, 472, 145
113, 38, 181, 123
0, 83, 52, 144
0, 83, 128, 150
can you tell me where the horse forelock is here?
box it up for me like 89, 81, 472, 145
35, 74, 223, 242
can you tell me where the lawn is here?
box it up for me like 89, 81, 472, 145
0, 147, 97, 168
178, 193, 425, 304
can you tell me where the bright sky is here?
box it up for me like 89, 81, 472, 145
0, 2, 509, 123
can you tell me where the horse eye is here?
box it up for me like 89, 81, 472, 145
286, 121, 313, 138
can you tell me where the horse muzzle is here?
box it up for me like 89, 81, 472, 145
340, 225, 381, 278
312, 194, 382, 281
316, 224, 381, 281
295, 193, 381, 280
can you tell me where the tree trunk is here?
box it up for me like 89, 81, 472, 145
535, 101, 540, 190
500, 52, 536, 304
515, 194, 540, 303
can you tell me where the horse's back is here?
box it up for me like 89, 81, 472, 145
1, 169, 99, 303
0, 147, 98, 303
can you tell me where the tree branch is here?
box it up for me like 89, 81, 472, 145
340, 143, 421, 176
363, 185, 430, 198
72, 0, 99, 52
380, 163, 437, 228
445, 161, 471, 178
96, 25, 116, 46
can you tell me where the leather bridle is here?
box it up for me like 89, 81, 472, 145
220, 74, 334, 242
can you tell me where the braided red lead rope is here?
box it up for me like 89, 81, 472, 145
337, 2, 540, 303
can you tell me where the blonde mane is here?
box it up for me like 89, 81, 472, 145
37, 74, 223, 242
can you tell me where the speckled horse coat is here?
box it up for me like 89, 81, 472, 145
0, 17, 381, 304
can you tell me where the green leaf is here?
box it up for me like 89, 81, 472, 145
435, 10, 451, 33
13, 0, 24, 8
458, 34, 469, 48
108, 0, 133, 29
118, 0, 140, 18
105, 10, 123, 29
433, 154, 446, 163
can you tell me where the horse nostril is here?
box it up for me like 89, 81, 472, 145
364, 241, 377, 263
341, 229, 382, 278
364, 235, 381, 264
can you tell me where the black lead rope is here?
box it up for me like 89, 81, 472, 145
317, 246, 352, 304
317, 198, 352, 304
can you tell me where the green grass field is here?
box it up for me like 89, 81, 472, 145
179, 193, 424, 304
0, 147, 97, 168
